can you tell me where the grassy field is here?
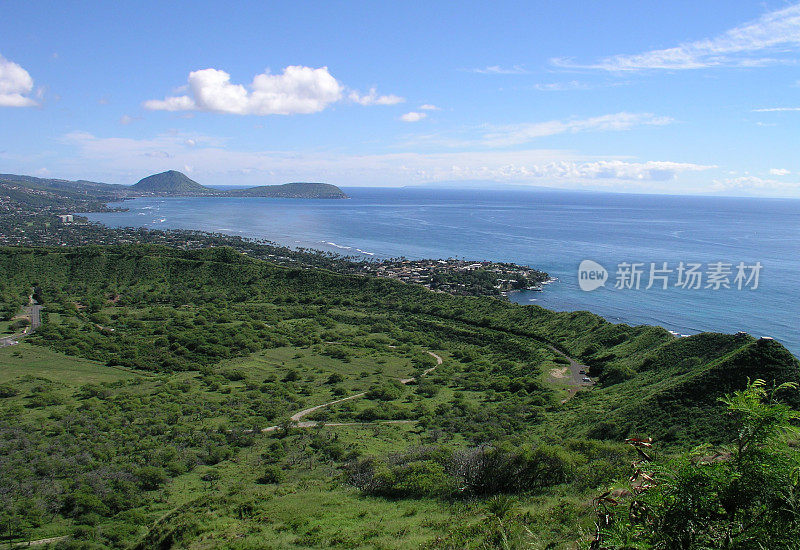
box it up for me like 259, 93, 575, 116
0, 245, 797, 549
0, 343, 138, 385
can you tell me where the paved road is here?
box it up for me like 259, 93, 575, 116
0, 300, 42, 348
263, 350, 443, 432
548, 345, 594, 402
26, 303, 42, 331
0, 334, 19, 347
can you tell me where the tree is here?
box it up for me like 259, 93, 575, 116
200, 469, 220, 490
597, 379, 800, 549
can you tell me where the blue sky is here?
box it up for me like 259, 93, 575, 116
1, 1, 800, 196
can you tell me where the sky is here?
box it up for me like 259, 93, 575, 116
1, 1, 800, 196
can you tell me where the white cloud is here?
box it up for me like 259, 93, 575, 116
752, 106, 800, 112
770, 168, 790, 176
426, 159, 712, 184
60, 130, 717, 193
533, 80, 593, 91
145, 95, 196, 112
554, 3, 800, 71
480, 112, 672, 147
145, 65, 345, 115
712, 175, 800, 192
469, 65, 529, 75
419, 104, 440, 110
0, 54, 38, 107
119, 114, 135, 125
400, 111, 427, 122
348, 87, 405, 105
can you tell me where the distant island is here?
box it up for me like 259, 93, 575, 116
132, 170, 348, 198
224, 182, 348, 199
131, 170, 214, 195
0, 170, 349, 200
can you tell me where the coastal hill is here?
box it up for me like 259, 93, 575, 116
133, 170, 348, 198
0, 171, 349, 200
225, 182, 348, 199
131, 170, 213, 195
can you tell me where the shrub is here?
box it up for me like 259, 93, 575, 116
0, 384, 18, 398
257, 465, 285, 484
366, 382, 403, 401
598, 380, 800, 549
136, 466, 168, 491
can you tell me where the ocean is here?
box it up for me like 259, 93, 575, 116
83, 188, 800, 355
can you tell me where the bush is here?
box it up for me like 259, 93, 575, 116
136, 466, 168, 491
283, 369, 300, 382
350, 444, 579, 499
599, 380, 800, 549
257, 465, 285, 484
366, 382, 404, 401
10, 318, 30, 331
0, 384, 18, 398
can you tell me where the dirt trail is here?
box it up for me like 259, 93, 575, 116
263, 350, 443, 432
10, 535, 69, 548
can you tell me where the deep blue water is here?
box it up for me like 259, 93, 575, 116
83, 188, 799, 356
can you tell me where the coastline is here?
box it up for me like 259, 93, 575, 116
75, 192, 799, 357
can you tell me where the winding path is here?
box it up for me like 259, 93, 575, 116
263, 350, 443, 432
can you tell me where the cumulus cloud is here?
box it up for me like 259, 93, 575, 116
400, 111, 427, 122
145, 65, 347, 115
712, 175, 800, 192
480, 112, 672, 147
59, 130, 718, 194
348, 87, 405, 105
554, 3, 800, 71
769, 168, 790, 176
0, 54, 38, 107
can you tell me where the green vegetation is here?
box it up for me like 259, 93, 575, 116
1, 170, 348, 207
132, 171, 348, 198
598, 380, 800, 549
0, 245, 796, 548
131, 170, 213, 195
225, 182, 349, 199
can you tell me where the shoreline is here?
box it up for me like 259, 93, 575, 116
72, 196, 796, 356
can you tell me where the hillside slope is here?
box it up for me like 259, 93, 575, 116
225, 182, 348, 199
549, 332, 800, 444
2, 245, 796, 444
0, 244, 797, 548
131, 170, 212, 195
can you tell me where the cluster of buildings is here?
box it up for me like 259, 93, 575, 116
359, 258, 548, 296
0, 190, 550, 299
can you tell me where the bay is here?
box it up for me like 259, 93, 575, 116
84, 187, 800, 355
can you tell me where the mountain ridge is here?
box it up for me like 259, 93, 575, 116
131, 170, 212, 195
0, 171, 349, 199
